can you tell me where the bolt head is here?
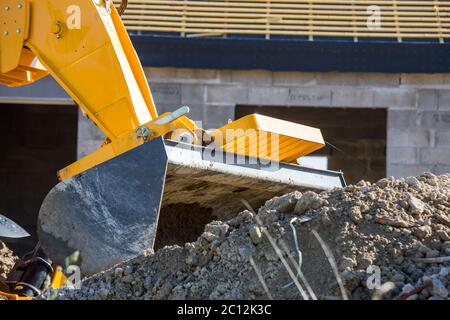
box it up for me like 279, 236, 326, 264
4, 5, 10, 11
17, 4, 23, 9
16, 28, 21, 33
3, 31, 9, 36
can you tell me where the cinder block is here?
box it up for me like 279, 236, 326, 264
78, 114, 105, 141
77, 139, 103, 159
387, 164, 432, 178
273, 71, 316, 86
433, 164, 450, 175
331, 88, 375, 107
387, 128, 409, 147
145, 68, 219, 83
437, 90, 450, 110
387, 147, 418, 164
387, 109, 418, 130
204, 104, 235, 129
373, 88, 416, 109
286, 87, 332, 106
420, 148, 450, 165
417, 89, 438, 110
315, 72, 359, 86
419, 111, 450, 130
316, 72, 399, 87
218, 70, 232, 83
356, 73, 400, 87
176, 68, 219, 82
231, 70, 273, 85
207, 85, 248, 104
156, 103, 177, 114
150, 83, 181, 104
436, 131, 450, 148
144, 67, 178, 81
248, 87, 290, 105
181, 84, 206, 104
182, 104, 205, 123
400, 73, 445, 86
388, 129, 431, 148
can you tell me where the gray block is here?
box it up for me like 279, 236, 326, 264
400, 73, 445, 86
436, 131, 450, 148
373, 88, 416, 109
387, 147, 418, 164
77, 139, 103, 159
0, 76, 71, 103
183, 104, 205, 123
387, 164, 432, 178
356, 73, 400, 87
433, 164, 450, 175
287, 87, 332, 106
388, 129, 431, 148
207, 85, 248, 104
438, 90, 450, 110
150, 83, 182, 104
419, 111, 450, 130
420, 148, 450, 165
316, 72, 359, 86
247, 87, 290, 105
417, 89, 438, 110
181, 84, 207, 104
272, 71, 316, 86
77, 112, 106, 141
204, 104, 235, 129
331, 88, 375, 107
387, 109, 418, 129
231, 70, 273, 85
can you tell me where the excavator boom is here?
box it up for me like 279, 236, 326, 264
0, 0, 345, 276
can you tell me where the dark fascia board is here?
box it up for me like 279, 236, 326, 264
131, 34, 450, 73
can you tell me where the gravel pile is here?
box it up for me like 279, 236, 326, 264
58, 172, 450, 300
0, 241, 17, 279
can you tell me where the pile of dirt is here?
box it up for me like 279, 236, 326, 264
0, 241, 17, 279
58, 172, 450, 300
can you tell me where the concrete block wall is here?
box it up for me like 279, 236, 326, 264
77, 68, 450, 179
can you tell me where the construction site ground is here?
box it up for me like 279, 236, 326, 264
1, 172, 449, 300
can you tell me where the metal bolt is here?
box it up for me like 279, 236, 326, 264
3, 31, 8, 36
17, 4, 23, 9
4, 5, 10, 11
16, 28, 21, 34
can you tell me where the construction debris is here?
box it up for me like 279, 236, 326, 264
0, 241, 17, 279
51, 173, 449, 300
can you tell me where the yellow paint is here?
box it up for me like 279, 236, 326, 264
0, 290, 33, 300
0, 0, 30, 73
58, 113, 199, 180
212, 114, 325, 163
50, 266, 66, 289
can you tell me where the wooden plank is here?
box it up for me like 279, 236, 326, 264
122, 0, 450, 40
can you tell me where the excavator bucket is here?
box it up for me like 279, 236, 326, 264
38, 138, 168, 276
0, 214, 30, 239
38, 136, 345, 276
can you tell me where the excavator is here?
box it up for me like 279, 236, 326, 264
0, 0, 345, 299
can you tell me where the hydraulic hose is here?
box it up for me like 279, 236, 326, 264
118, 0, 128, 15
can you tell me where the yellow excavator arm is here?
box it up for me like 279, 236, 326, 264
0, 0, 207, 180
1, 0, 157, 139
